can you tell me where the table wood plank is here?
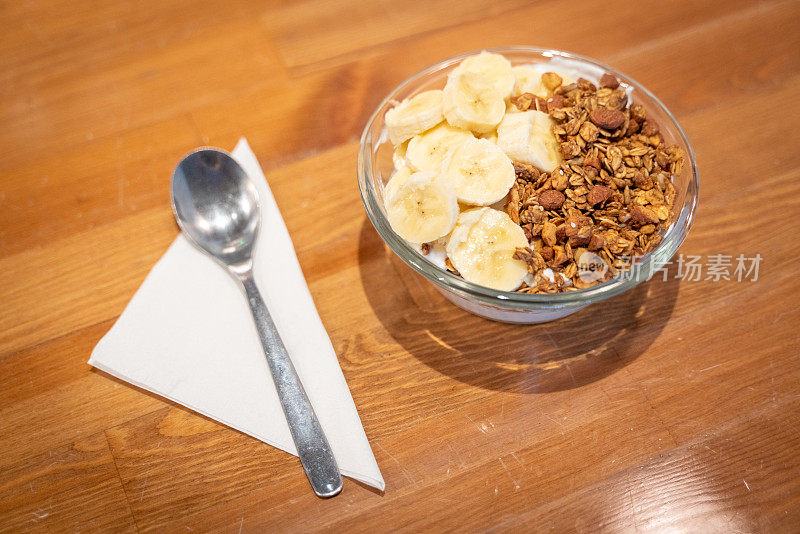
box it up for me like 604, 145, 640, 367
493, 398, 800, 532
265, 0, 761, 74
0, 432, 137, 532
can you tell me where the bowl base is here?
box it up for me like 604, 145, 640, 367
437, 287, 588, 324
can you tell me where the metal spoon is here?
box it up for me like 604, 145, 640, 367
170, 147, 342, 498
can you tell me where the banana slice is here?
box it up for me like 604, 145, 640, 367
440, 138, 515, 205
512, 66, 547, 98
384, 170, 458, 244
446, 207, 487, 255
446, 208, 529, 291
393, 141, 409, 170
479, 129, 498, 143
384, 167, 412, 199
505, 100, 522, 114
497, 110, 562, 172
385, 90, 444, 145
406, 123, 474, 172
455, 51, 515, 100
513, 65, 577, 97
443, 71, 505, 134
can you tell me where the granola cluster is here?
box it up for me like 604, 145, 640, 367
504, 73, 684, 293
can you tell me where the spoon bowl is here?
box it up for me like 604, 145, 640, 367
171, 149, 260, 269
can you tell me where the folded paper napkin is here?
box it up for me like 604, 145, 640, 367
89, 138, 384, 491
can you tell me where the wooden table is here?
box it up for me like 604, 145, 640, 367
2, 0, 799, 531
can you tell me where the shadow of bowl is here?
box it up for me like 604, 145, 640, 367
357, 218, 680, 394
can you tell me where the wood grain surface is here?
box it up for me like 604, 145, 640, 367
2, 0, 799, 531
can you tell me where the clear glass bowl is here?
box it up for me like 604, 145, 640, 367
358, 47, 698, 323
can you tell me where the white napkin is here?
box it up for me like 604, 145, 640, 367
89, 138, 384, 491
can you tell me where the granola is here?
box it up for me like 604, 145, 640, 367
506, 73, 684, 293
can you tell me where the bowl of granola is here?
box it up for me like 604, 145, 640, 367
358, 47, 698, 323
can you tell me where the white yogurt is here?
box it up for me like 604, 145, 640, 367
413, 239, 448, 270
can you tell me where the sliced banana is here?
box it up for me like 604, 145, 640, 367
384, 167, 412, 200
505, 100, 522, 114
443, 71, 506, 134
393, 141, 409, 170
446, 207, 487, 256
385, 90, 444, 145
440, 138, 515, 205
406, 123, 474, 172
497, 110, 562, 172
512, 65, 548, 98
479, 129, 498, 143
384, 170, 458, 244
513, 64, 577, 97
455, 51, 515, 100
446, 208, 529, 291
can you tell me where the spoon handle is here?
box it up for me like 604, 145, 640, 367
239, 270, 343, 498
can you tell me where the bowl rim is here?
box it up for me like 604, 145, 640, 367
358, 46, 699, 310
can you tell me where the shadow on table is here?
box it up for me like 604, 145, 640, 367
357, 218, 680, 394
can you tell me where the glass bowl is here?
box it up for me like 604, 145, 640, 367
357, 47, 698, 323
